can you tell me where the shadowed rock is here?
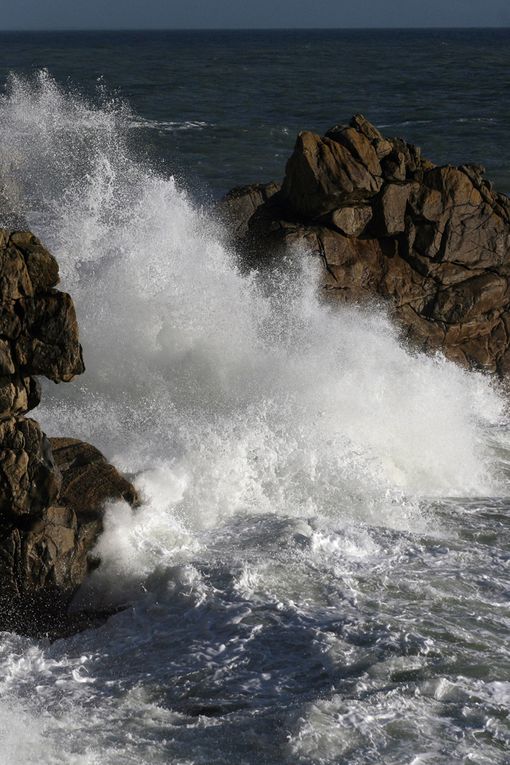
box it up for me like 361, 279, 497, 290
220, 115, 510, 374
0, 437, 138, 638
50, 437, 138, 520
0, 228, 137, 637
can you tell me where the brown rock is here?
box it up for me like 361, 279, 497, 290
330, 205, 373, 237
221, 115, 510, 375
9, 231, 60, 292
0, 231, 83, 383
0, 437, 138, 637
0, 417, 59, 518
281, 130, 383, 219
16, 292, 84, 381
0, 226, 136, 637
219, 182, 281, 239
50, 437, 139, 520
326, 125, 382, 177
349, 114, 384, 142
0, 375, 38, 418
381, 150, 407, 182
376, 182, 416, 236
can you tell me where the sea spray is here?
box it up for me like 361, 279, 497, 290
0, 73, 504, 495
0, 72, 509, 765
0, 70, 506, 590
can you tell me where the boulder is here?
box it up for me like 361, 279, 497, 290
0, 417, 59, 518
0, 437, 138, 638
220, 115, 510, 374
330, 205, 373, 237
50, 438, 138, 521
0, 228, 137, 637
375, 182, 416, 236
221, 182, 280, 239
281, 130, 383, 218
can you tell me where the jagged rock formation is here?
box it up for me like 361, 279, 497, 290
221, 115, 510, 374
0, 229, 137, 638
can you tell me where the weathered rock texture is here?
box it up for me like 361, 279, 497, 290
0, 229, 136, 637
221, 115, 510, 374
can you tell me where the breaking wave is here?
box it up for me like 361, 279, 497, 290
0, 72, 508, 765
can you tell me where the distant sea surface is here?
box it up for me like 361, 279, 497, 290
0, 29, 509, 198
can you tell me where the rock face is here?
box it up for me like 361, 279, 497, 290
221, 115, 510, 374
0, 229, 137, 637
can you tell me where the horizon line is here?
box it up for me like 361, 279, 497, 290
0, 26, 509, 33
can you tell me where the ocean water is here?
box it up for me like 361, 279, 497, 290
0, 30, 509, 765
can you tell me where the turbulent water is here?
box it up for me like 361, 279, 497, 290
0, 33, 510, 765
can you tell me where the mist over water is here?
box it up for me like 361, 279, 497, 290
0, 72, 509, 764
1, 72, 504, 496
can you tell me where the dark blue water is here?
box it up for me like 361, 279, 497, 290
0, 29, 509, 199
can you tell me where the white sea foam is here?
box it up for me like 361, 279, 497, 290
128, 116, 211, 132
0, 71, 505, 589
0, 70, 504, 484
0, 72, 508, 765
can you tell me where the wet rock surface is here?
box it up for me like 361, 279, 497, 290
0, 229, 137, 638
221, 115, 510, 374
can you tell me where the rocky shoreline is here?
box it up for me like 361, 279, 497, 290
221, 115, 510, 375
0, 230, 137, 638
1, 116, 509, 638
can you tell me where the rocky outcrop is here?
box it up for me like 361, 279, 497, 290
0, 229, 137, 638
221, 115, 510, 374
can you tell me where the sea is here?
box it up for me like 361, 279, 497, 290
0, 29, 509, 765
